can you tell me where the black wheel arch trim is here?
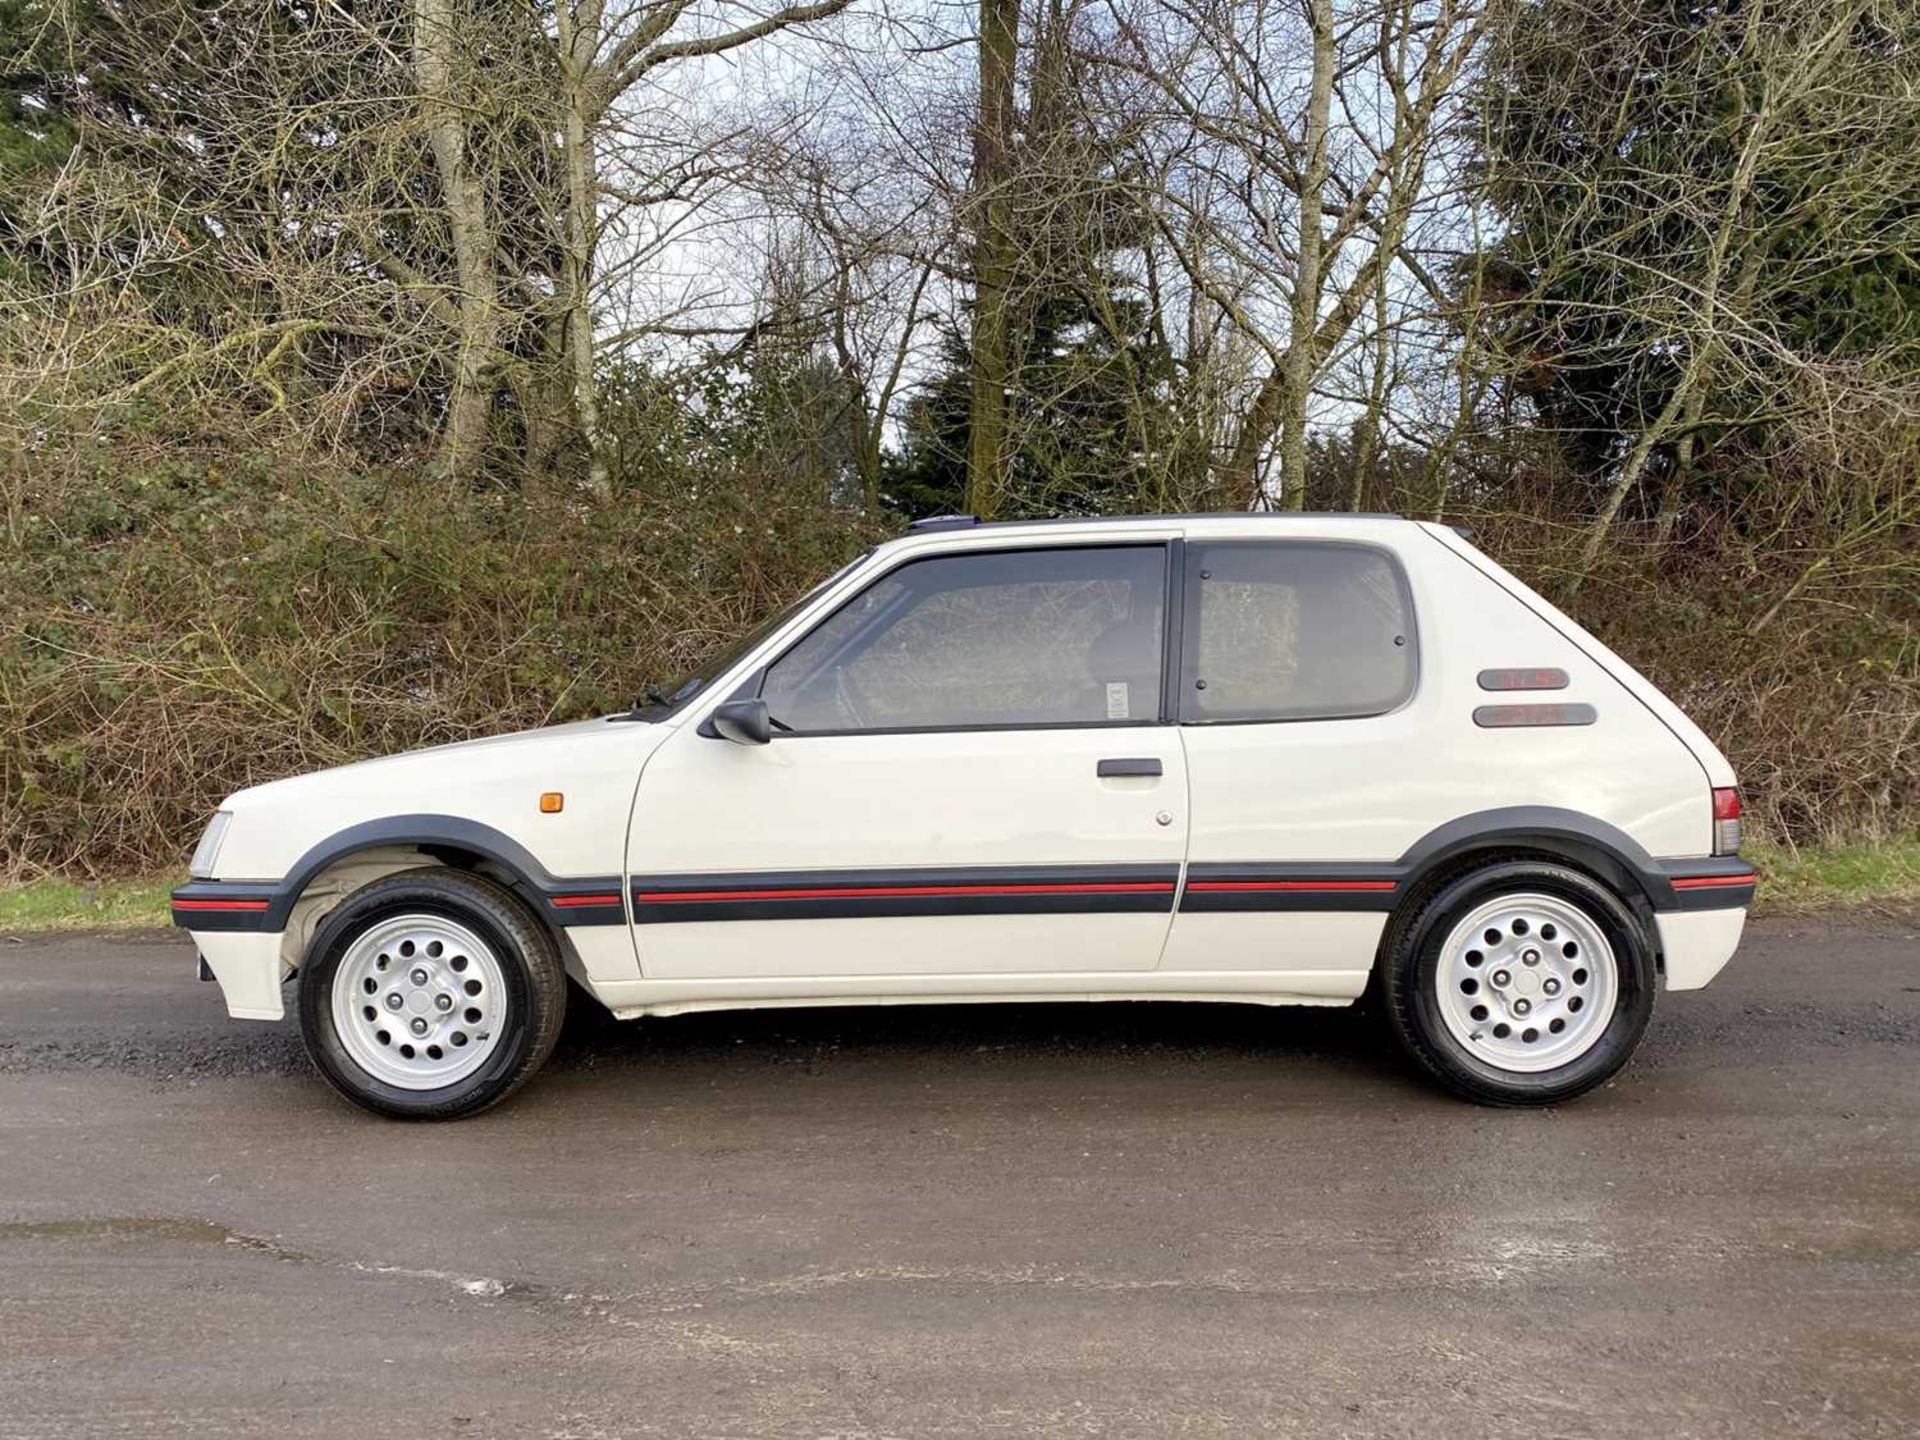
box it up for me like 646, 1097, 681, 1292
1393, 807, 1673, 910
170, 814, 628, 932
1391, 807, 1754, 914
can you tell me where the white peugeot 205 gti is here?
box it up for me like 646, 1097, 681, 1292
174, 514, 1755, 1118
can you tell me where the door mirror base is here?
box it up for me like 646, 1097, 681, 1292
708, 698, 774, 746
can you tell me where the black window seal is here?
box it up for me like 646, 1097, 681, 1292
1176, 537, 1421, 727
746, 717, 1167, 741
754, 539, 1177, 739
1159, 537, 1186, 724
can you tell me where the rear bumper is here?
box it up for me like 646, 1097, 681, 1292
1656, 857, 1757, 911
1649, 857, 1754, 989
1650, 858, 1753, 989
1656, 906, 1748, 990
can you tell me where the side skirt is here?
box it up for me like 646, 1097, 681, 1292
586, 968, 1370, 1020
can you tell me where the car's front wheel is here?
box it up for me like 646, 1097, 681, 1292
297, 869, 566, 1119
1381, 860, 1655, 1105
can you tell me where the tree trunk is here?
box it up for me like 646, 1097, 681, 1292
1567, 369, 1694, 593
1223, 371, 1287, 507
413, 0, 502, 480
557, 1, 612, 498
1350, 277, 1391, 512
1276, 0, 1336, 510
966, 0, 1019, 518
1652, 375, 1709, 546
1222, 252, 1384, 508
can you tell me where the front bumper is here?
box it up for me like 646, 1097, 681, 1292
187, 928, 288, 1020
172, 881, 289, 1019
170, 879, 280, 929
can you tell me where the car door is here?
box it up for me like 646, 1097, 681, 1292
625, 540, 1188, 980
1157, 536, 1425, 995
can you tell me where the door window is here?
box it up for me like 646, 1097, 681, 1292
1181, 541, 1415, 722
762, 545, 1167, 733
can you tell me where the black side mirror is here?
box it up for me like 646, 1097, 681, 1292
709, 697, 773, 746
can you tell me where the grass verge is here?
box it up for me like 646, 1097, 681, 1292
0, 876, 175, 933
1, 838, 1914, 935
1746, 837, 1920, 914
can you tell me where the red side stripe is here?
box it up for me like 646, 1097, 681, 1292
552, 893, 623, 908
1186, 879, 1396, 893
1671, 873, 1756, 890
637, 881, 1175, 903
172, 898, 271, 912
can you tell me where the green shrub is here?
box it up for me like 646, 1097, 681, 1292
3, 449, 880, 874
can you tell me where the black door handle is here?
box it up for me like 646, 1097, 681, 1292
1097, 757, 1163, 778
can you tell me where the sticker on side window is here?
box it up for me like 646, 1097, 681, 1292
1106, 682, 1130, 720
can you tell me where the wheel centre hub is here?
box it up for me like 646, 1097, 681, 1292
1510, 968, 1543, 997
406, 988, 433, 1014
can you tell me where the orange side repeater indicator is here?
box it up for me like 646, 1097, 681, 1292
539, 792, 565, 814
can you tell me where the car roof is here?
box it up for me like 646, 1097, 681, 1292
906, 511, 1404, 534
879, 511, 1425, 555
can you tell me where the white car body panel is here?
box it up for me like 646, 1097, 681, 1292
1171, 523, 1707, 870
214, 717, 669, 883
1420, 523, 1737, 788
627, 726, 1187, 978
174, 514, 1753, 1028
1154, 908, 1383, 990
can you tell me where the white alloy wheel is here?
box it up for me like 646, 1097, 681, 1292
1432, 891, 1618, 1073
330, 913, 507, 1090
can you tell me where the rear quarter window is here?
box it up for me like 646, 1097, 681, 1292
1182, 540, 1416, 723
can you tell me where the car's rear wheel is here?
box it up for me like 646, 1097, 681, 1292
1381, 860, 1654, 1105
298, 869, 566, 1120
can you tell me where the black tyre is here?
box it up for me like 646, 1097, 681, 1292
1381, 860, 1655, 1105
297, 869, 567, 1120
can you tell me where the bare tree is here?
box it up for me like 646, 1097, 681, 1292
1092, 0, 1488, 506
550, 0, 858, 495
411, 0, 509, 477
966, 0, 1022, 515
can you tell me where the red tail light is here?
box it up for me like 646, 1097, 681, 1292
1712, 787, 1742, 855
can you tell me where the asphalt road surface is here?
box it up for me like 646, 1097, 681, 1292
2, 911, 1917, 1439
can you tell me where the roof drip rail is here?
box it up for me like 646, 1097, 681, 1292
907, 515, 981, 532
900, 511, 1408, 536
